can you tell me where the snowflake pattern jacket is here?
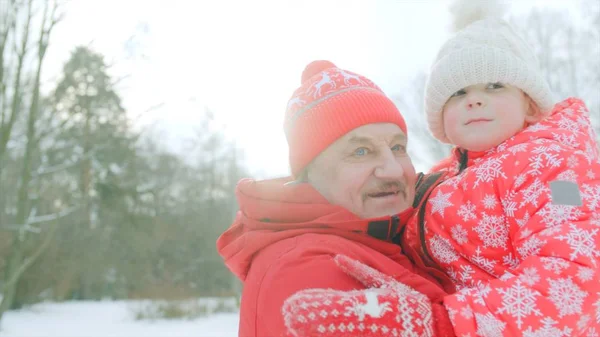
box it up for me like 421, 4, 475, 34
403, 97, 600, 336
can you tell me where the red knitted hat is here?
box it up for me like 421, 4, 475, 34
284, 60, 407, 177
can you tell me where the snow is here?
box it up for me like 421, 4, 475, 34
0, 300, 239, 337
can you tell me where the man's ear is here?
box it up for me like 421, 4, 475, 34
285, 167, 309, 186
524, 96, 543, 124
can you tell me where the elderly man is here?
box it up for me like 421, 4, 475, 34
217, 61, 455, 337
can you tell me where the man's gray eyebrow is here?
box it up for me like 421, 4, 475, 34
347, 133, 406, 144
347, 136, 373, 144
392, 133, 407, 142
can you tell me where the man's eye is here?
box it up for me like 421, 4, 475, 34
353, 147, 368, 157
487, 82, 504, 89
391, 144, 406, 153
450, 89, 466, 97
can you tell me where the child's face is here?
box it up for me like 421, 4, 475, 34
442, 83, 540, 152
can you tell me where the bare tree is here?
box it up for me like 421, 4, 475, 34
0, 0, 64, 322
0, 0, 31, 171
510, 5, 600, 144
392, 72, 451, 172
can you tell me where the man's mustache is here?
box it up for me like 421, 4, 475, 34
364, 181, 407, 200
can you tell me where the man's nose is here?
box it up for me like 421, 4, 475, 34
374, 151, 404, 180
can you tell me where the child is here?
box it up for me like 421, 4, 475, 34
404, 15, 600, 336
284, 11, 600, 337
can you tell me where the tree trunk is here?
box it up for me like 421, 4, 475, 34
0, 0, 58, 322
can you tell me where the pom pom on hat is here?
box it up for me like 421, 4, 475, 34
423, 1, 555, 143
301, 60, 337, 84
448, 0, 507, 32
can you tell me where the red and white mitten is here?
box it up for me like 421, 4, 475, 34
283, 255, 454, 337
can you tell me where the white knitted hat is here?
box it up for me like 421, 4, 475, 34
424, 7, 555, 143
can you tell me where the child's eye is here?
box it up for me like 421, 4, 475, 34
487, 82, 504, 89
450, 89, 466, 97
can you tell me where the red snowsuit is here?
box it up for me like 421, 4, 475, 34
402, 97, 600, 335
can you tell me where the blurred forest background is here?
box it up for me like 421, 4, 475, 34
0, 0, 598, 324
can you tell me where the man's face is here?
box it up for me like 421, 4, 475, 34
307, 123, 416, 219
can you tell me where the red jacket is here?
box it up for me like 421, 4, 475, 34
217, 177, 451, 337
403, 98, 600, 335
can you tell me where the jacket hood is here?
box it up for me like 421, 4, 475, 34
216, 177, 413, 281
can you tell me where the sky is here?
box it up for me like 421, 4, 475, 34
44, 0, 577, 177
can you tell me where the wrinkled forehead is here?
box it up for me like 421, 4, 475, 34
338, 123, 407, 146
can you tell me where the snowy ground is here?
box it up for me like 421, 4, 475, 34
0, 300, 239, 337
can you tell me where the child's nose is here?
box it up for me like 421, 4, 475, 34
468, 101, 483, 108
466, 92, 485, 109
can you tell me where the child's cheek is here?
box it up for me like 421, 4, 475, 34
494, 95, 525, 117
443, 107, 461, 135
494, 99, 512, 115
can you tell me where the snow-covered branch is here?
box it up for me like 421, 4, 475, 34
32, 144, 108, 178
32, 158, 82, 177
0, 205, 79, 232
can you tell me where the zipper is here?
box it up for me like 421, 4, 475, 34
458, 149, 468, 174
417, 178, 446, 272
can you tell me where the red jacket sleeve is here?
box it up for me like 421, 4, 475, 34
242, 234, 448, 337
